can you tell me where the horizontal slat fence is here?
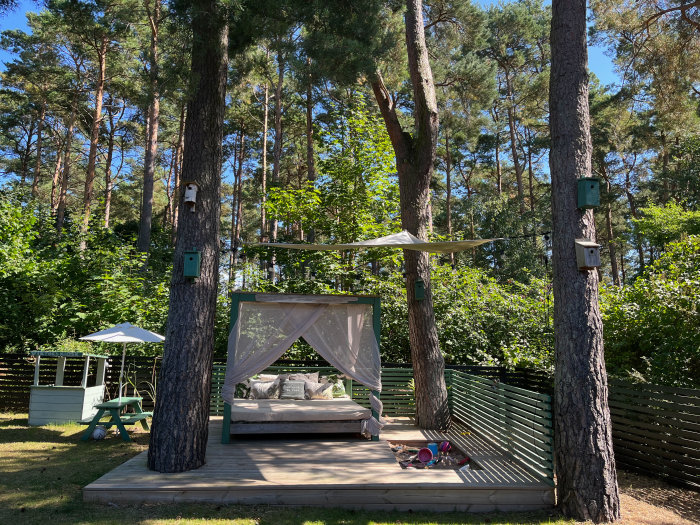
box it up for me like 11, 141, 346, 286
448, 369, 554, 485
0, 353, 161, 412
210, 365, 416, 417
608, 379, 700, 489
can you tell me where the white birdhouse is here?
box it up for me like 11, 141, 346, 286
184, 182, 198, 212
575, 238, 601, 270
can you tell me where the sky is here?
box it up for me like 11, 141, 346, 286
0, 0, 620, 87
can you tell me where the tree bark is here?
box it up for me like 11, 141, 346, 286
171, 104, 186, 243
602, 172, 620, 287
269, 44, 284, 281
31, 99, 46, 197
147, 0, 228, 473
103, 103, 116, 229
50, 141, 64, 214
549, 1, 620, 521
81, 34, 108, 241
445, 130, 454, 266
527, 127, 536, 213
56, 99, 77, 236
371, 0, 449, 430
505, 70, 525, 214
138, 0, 161, 253
260, 56, 269, 245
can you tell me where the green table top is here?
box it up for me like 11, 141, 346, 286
95, 397, 142, 409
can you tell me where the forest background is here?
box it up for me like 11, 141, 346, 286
0, 0, 698, 388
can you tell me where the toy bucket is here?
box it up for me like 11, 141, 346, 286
417, 447, 433, 463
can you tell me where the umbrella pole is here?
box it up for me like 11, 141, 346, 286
119, 342, 126, 401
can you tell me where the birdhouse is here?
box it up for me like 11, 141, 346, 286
184, 249, 201, 278
577, 177, 600, 209
184, 182, 198, 212
414, 279, 425, 301
575, 239, 601, 270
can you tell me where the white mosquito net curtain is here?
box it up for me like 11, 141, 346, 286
221, 295, 384, 433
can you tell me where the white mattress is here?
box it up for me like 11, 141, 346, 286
230, 398, 371, 423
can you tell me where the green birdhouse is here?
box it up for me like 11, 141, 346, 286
184, 249, 201, 278
414, 279, 425, 301
577, 177, 600, 209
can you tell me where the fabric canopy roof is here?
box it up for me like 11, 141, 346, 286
249, 230, 501, 254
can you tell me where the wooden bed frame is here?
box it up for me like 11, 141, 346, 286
221, 398, 372, 440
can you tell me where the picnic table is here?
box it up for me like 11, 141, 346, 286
80, 397, 151, 442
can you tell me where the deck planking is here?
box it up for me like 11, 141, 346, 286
83, 417, 555, 511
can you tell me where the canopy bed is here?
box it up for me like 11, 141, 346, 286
221, 293, 384, 443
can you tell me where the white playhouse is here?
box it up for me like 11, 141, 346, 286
28, 351, 109, 426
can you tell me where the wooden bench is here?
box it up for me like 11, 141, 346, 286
80, 412, 151, 426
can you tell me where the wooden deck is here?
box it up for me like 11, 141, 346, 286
83, 417, 555, 512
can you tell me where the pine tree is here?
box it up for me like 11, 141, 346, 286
549, 0, 620, 521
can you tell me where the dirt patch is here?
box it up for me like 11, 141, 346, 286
388, 440, 474, 470
616, 470, 699, 525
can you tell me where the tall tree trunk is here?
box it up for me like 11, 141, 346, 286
602, 172, 620, 287
20, 119, 35, 187
31, 99, 46, 197
171, 104, 186, 243
147, 0, 228, 473
505, 71, 525, 215
624, 169, 645, 270
305, 57, 316, 243
445, 130, 454, 267
229, 131, 245, 290
103, 107, 116, 229
260, 58, 269, 244
371, 0, 448, 431
56, 101, 77, 236
50, 143, 64, 214
491, 105, 502, 195
527, 127, 535, 213
269, 45, 284, 281
81, 35, 108, 242
549, 1, 620, 521
138, 0, 162, 253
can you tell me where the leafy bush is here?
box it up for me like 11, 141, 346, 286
0, 195, 171, 355
601, 236, 700, 387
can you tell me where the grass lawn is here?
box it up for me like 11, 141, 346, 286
0, 411, 574, 525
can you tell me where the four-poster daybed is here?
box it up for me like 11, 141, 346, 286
221, 293, 384, 443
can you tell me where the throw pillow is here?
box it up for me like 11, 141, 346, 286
305, 381, 334, 400
288, 372, 319, 383
280, 380, 306, 400
249, 379, 280, 399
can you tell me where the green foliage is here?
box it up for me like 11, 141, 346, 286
367, 264, 553, 369
633, 202, 700, 251
601, 236, 700, 387
0, 193, 171, 355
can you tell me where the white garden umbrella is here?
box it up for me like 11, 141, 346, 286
80, 322, 164, 401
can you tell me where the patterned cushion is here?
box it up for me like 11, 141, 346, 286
280, 380, 306, 400
249, 380, 281, 399
305, 381, 334, 400
288, 372, 319, 383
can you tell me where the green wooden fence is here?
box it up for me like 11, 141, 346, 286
447, 369, 554, 484
210, 365, 415, 417
210, 365, 554, 484
608, 379, 700, 489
